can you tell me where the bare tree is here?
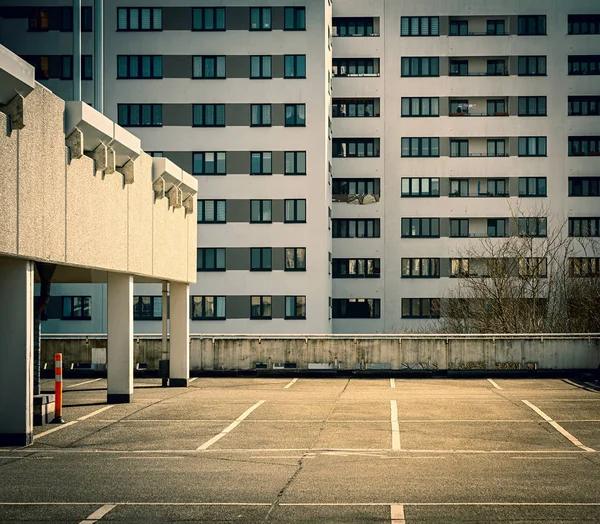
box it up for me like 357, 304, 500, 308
438, 203, 600, 334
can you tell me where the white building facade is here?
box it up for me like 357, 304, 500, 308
0, 0, 598, 334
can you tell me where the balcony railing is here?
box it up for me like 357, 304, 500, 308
449, 192, 510, 198
449, 71, 509, 76
334, 33, 380, 37
449, 112, 509, 117
450, 153, 510, 158
451, 31, 510, 36
333, 72, 380, 78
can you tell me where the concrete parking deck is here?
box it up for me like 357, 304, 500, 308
1, 377, 600, 522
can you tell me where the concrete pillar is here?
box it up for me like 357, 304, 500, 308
107, 273, 133, 403
0, 258, 34, 446
169, 282, 189, 387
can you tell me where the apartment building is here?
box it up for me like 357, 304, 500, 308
0, 0, 598, 334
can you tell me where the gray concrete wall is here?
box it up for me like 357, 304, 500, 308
40, 336, 600, 372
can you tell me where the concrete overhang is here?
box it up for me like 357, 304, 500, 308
0, 44, 35, 105
65, 102, 141, 166
152, 157, 197, 213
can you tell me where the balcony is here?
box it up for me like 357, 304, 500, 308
449, 138, 509, 158
332, 138, 381, 158
451, 218, 509, 238
449, 97, 509, 117
332, 98, 380, 118
449, 178, 509, 198
450, 57, 510, 76
448, 17, 510, 37
332, 58, 380, 78
332, 17, 380, 37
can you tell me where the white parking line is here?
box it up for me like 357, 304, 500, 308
522, 400, 595, 452
391, 504, 405, 523
197, 400, 265, 450
35, 405, 115, 439
79, 504, 117, 523
390, 400, 401, 451
284, 378, 298, 389
487, 379, 502, 390
65, 378, 103, 389
390, 379, 396, 389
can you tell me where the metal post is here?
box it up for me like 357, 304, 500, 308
51, 353, 65, 424
73, 0, 81, 101
161, 282, 169, 387
94, 0, 103, 112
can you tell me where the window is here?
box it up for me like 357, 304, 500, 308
250, 55, 272, 79
402, 298, 440, 319
192, 7, 225, 31
401, 16, 439, 36
519, 96, 547, 116
193, 152, 226, 175
285, 248, 306, 271
250, 7, 271, 31
401, 178, 440, 197
197, 200, 226, 223
450, 100, 469, 115
568, 137, 600, 156
450, 140, 469, 157
451, 259, 470, 278
61, 7, 73, 31
449, 20, 468, 36
569, 218, 600, 237
401, 218, 440, 238
401, 258, 440, 278
82, 55, 93, 80
450, 179, 469, 197
28, 8, 48, 31
487, 179, 507, 197
193, 104, 225, 127
82, 7, 93, 31
518, 218, 548, 237
518, 15, 546, 35
251, 104, 271, 126
401, 138, 440, 157
569, 177, 600, 197
117, 104, 162, 127
61, 296, 91, 320
285, 7, 305, 30
401, 57, 440, 77
518, 137, 547, 157
333, 219, 380, 238
334, 179, 380, 197
451, 219, 469, 238
61, 55, 73, 80
570, 258, 600, 277
193, 56, 226, 79
197, 248, 226, 271
401, 97, 439, 117
569, 96, 600, 116
285, 152, 306, 175
333, 17, 375, 37
568, 55, 600, 75
569, 15, 600, 35
486, 60, 506, 76
148, 152, 163, 157
519, 258, 548, 278
285, 104, 306, 126
333, 138, 380, 157
284, 55, 306, 78
518, 56, 546, 76
487, 219, 507, 238
487, 19, 506, 35
133, 296, 162, 320
333, 58, 379, 76
191, 296, 226, 320
519, 177, 547, 197
117, 55, 162, 79
487, 140, 506, 157
450, 60, 468, 76
251, 200, 272, 223
251, 296, 272, 319
117, 8, 162, 31
285, 199, 306, 223
487, 99, 506, 115
333, 99, 377, 117
285, 296, 306, 319
250, 248, 272, 271
333, 299, 380, 319
251, 152, 272, 175
333, 259, 380, 278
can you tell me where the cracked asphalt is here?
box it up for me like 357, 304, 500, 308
1, 376, 600, 522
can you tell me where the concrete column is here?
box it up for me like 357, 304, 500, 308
0, 258, 34, 446
169, 282, 189, 387
107, 273, 133, 403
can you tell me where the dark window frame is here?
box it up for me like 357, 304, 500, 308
117, 7, 162, 31
333, 298, 381, 319
192, 7, 226, 31
402, 298, 440, 319
191, 296, 226, 320
197, 200, 226, 223
401, 177, 440, 197
401, 218, 440, 238
568, 55, 600, 76
284, 7, 306, 31
117, 104, 162, 127
284, 104, 306, 126
332, 219, 381, 238
401, 56, 440, 77
401, 137, 440, 157
569, 218, 600, 237
284, 199, 307, 223
192, 151, 227, 175
450, 218, 469, 238
518, 56, 547, 76
285, 151, 307, 175
568, 15, 600, 35
568, 96, 600, 116
570, 257, 600, 277
569, 177, 600, 197
250, 247, 272, 271
519, 177, 547, 197
518, 15, 547, 35
251, 296, 272, 319
251, 104, 272, 127
250, 55, 272, 79
133, 295, 162, 321
401, 258, 441, 279
285, 247, 306, 271
117, 55, 163, 79
401, 16, 440, 37
518, 137, 547, 157
401, 97, 440, 117
250, 200, 272, 223
250, 7, 272, 31
197, 248, 226, 272
285, 296, 306, 319
250, 152, 272, 175
333, 138, 380, 158
192, 55, 226, 79
192, 104, 226, 127
61, 296, 92, 320
332, 258, 381, 279
284, 55, 307, 79
333, 178, 380, 197
518, 96, 547, 116
518, 217, 548, 238
569, 136, 600, 156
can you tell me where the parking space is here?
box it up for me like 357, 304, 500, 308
1, 376, 599, 522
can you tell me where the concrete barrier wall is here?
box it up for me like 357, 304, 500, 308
41, 335, 600, 371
